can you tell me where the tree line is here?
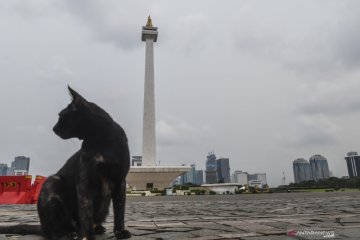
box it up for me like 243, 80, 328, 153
288, 177, 360, 189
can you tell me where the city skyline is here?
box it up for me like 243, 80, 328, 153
0, 156, 30, 176
180, 152, 269, 187
1, 1, 360, 186
0, 149, 352, 187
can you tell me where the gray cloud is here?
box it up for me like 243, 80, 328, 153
282, 114, 340, 148
58, 0, 150, 49
157, 120, 212, 147
231, 1, 360, 75
297, 77, 360, 115
332, 1, 360, 68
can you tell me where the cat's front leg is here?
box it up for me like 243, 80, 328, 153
112, 180, 131, 239
76, 161, 95, 240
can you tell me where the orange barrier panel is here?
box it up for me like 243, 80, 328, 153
31, 175, 46, 204
0, 175, 46, 204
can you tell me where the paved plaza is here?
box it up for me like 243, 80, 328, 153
0, 192, 359, 239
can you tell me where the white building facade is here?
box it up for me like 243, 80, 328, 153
231, 170, 248, 185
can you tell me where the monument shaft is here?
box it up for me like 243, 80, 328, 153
142, 18, 158, 166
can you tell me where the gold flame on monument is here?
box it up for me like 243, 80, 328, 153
146, 15, 153, 28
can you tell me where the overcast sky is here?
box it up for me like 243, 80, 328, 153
1, 0, 360, 186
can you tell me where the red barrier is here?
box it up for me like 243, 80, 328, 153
0, 175, 46, 204
30, 175, 46, 204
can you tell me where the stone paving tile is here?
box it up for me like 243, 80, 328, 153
129, 218, 154, 222
275, 218, 311, 224
262, 221, 299, 229
335, 224, 360, 228
190, 228, 240, 238
140, 231, 197, 240
239, 236, 286, 240
154, 222, 188, 228
185, 221, 217, 227
0, 223, 17, 227
215, 220, 249, 226
216, 220, 277, 233
126, 221, 157, 228
256, 229, 287, 236
326, 214, 358, 219
336, 228, 360, 238
185, 236, 224, 240
171, 217, 200, 221
155, 227, 194, 233
242, 219, 278, 223
0, 235, 43, 240
185, 221, 240, 233
151, 217, 177, 222
201, 216, 228, 221
218, 232, 262, 238
301, 221, 342, 228
232, 224, 277, 233
129, 229, 156, 237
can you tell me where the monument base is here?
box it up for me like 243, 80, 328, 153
126, 166, 191, 190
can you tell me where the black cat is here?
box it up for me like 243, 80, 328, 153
0, 87, 131, 239
36, 86, 131, 239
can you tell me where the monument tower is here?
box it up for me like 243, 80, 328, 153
141, 16, 158, 166
126, 17, 191, 190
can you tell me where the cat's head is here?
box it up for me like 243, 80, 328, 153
53, 86, 112, 140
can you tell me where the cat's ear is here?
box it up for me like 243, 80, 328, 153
68, 85, 89, 107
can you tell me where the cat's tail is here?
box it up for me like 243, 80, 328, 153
0, 224, 42, 235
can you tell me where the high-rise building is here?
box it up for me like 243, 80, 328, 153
231, 170, 248, 185
0, 164, 8, 176
217, 158, 231, 183
293, 158, 313, 183
345, 152, 360, 178
11, 156, 30, 176
309, 154, 330, 181
179, 165, 204, 185
195, 170, 204, 185
205, 152, 217, 184
180, 164, 196, 185
247, 173, 267, 187
257, 173, 267, 186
